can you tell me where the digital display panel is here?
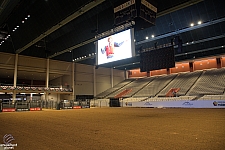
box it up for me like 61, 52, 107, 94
97, 29, 135, 65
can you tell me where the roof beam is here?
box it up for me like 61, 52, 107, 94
16, 0, 105, 54
157, 0, 204, 18
49, 0, 204, 59
136, 17, 225, 45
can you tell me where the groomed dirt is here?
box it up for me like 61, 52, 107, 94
0, 108, 225, 150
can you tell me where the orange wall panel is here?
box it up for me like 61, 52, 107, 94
150, 69, 167, 76
128, 69, 147, 78
194, 59, 217, 71
222, 57, 225, 67
170, 63, 190, 74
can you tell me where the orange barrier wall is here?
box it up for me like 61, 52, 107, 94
193, 59, 217, 71
170, 63, 190, 74
222, 57, 225, 67
150, 69, 167, 76
128, 69, 147, 78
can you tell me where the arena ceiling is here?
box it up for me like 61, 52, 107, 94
0, 0, 224, 70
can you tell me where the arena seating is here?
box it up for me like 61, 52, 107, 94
96, 79, 134, 98
187, 68, 225, 95
133, 74, 177, 97
111, 77, 155, 98
198, 95, 225, 100
157, 71, 203, 97
96, 68, 225, 102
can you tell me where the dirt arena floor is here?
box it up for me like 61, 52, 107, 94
0, 108, 225, 150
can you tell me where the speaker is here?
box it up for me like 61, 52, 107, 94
114, 0, 157, 31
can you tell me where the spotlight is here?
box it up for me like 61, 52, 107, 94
145, 36, 148, 40
25, 18, 27, 20
22, 21, 25, 23
28, 15, 30, 17
197, 21, 202, 25
17, 26, 19, 28
151, 35, 154, 38
190, 23, 194, 27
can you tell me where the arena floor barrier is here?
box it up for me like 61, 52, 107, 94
2, 102, 16, 112
122, 100, 225, 108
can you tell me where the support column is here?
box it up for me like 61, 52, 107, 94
13, 54, 18, 103
124, 70, 128, 79
93, 66, 96, 97
189, 62, 194, 72
45, 58, 50, 101
147, 71, 150, 77
167, 68, 170, 75
216, 57, 222, 68
111, 68, 114, 88
72, 62, 75, 100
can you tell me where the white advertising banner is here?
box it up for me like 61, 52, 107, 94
122, 100, 225, 108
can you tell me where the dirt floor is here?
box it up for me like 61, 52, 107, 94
0, 108, 225, 150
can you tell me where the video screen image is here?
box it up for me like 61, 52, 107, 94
97, 29, 133, 65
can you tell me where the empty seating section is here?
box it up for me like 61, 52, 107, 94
96, 79, 134, 98
157, 71, 202, 97
198, 95, 225, 100
123, 97, 148, 102
133, 74, 177, 97
97, 68, 225, 101
111, 77, 155, 98
188, 68, 225, 95
144, 96, 197, 101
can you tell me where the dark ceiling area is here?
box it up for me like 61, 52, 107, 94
0, 0, 225, 70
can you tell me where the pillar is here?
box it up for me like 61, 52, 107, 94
124, 70, 128, 79
72, 62, 75, 100
189, 62, 194, 72
45, 58, 49, 101
13, 54, 18, 103
93, 66, 96, 97
111, 68, 114, 88
147, 71, 150, 77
